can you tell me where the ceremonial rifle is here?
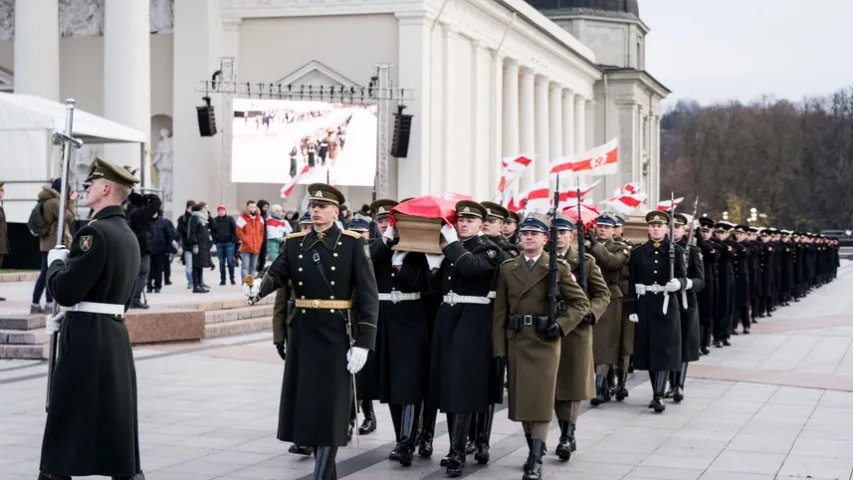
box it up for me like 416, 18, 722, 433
682, 196, 699, 306
662, 192, 676, 315
548, 175, 566, 325
575, 184, 588, 296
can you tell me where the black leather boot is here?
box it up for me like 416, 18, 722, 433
38, 474, 71, 480
614, 368, 629, 401
466, 415, 478, 455
673, 363, 687, 403
313, 446, 338, 480
440, 413, 454, 467
290, 444, 314, 456
590, 375, 607, 406
396, 404, 419, 467
417, 406, 436, 458
445, 413, 471, 477
555, 421, 572, 461
664, 371, 676, 399
388, 404, 403, 461
648, 371, 667, 413
473, 405, 494, 464
112, 475, 145, 480
522, 439, 544, 480
359, 401, 377, 435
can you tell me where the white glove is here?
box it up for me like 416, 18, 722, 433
192, 245, 199, 255
426, 254, 445, 270
685, 279, 694, 291
392, 251, 408, 267
47, 247, 70, 265
46, 311, 65, 334
383, 225, 397, 243
347, 347, 369, 374
628, 314, 639, 323
440, 224, 459, 244
635, 284, 646, 296
665, 278, 681, 293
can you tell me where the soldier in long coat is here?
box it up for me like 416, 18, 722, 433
367, 198, 431, 467
731, 225, 752, 335
246, 183, 379, 480
426, 200, 502, 476
586, 214, 630, 405
39, 159, 145, 480
613, 215, 636, 397
627, 210, 688, 413
552, 214, 610, 462
696, 217, 719, 355
493, 214, 590, 480
713, 222, 736, 347
669, 213, 705, 402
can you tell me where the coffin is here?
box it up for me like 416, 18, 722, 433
622, 213, 650, 244
392, 213, 444, 254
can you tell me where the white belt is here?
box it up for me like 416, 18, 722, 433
487, 291, 496, 299
68, 301, 126, 316
443, 292, 492, 305
377, 292, 421, 303
639, 284, 667, 295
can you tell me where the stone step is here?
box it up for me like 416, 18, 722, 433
0, 329, 50, 345
0, 271, 39, 283
204, 316, 272, 338
0, 343, 48, 360
161, 293, 276, 312
0, 315, 46, 331
204, 304, 275, 325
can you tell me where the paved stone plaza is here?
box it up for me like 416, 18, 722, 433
3, 262, 853, 479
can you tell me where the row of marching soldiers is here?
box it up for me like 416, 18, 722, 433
246, 183, 840, 480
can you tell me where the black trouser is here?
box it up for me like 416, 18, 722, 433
734, 306, 750, 331
149, 252, 169, 290
133, 254, 151, 303
192, 267, 204, 287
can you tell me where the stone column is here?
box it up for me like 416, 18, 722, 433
652, 113, 661, 206
519, 68, 535, 189
491, 53, 505, 200
573, 94, 586, 154
549, 83, 563, 187
442, 24, 458, 193
103, 0, 151, 183
219, 17, 241, 211
471, 40, 490, 200
502, 60, 520, 196
395, 12, 431, 197
14, 0, 59, 101
534, 76, 549, 183
562, 90, 575, 158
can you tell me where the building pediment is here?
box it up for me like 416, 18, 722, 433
276, 61, 361, 89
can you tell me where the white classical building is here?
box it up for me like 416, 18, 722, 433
0, 0, 667, 219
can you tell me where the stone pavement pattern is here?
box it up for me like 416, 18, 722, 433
1, 263, 853, 479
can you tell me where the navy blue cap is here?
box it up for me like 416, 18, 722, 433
614, 215, 625, 226
299, 211, 312, 224
519, 213, 549, 234
348, 215, 371, 232
596, 214, 618, 226
554, 213, 574, 231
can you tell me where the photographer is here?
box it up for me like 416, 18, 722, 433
126, 192, 162, 309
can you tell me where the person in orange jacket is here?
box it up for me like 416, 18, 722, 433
236, 200, 265, 281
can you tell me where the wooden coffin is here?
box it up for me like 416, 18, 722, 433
392, 213, 444, 254
622, 213, 650, 244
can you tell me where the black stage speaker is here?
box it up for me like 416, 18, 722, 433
390, 105, 413, 158
197, 99, 218, 137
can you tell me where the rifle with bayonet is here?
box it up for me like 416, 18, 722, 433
548, 174, 566, 324
682, 196, 699, 306
662, 192, 676, 315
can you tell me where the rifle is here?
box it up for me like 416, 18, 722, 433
548, 174, 566, 324
575, 185, 588, 296
662, 192, 676, 315
682, 196, 699, 306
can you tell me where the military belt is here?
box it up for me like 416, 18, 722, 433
68, 301, 125, 316
294, 299, 353, 309
638, 284, 667, 295
442, 292, 491, 305
377, 292, 421, 303
487, 291, 496, 299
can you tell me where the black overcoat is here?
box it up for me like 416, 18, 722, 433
678, 240, 705, 363
42, 205, 142, 477
696, 236, 718, 329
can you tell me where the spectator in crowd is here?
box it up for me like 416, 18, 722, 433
284, 209, 300, 232
299, 211, 313, 233
187, 203, 213, 293
211, 204, 238, 286
126, 192, 162, 309
265, 204, 290, 262
176, 200, 196, 289
31, 178, 76, 314
256, 199, 271, 272
236, 200, 264, 282
149, 208, 177, 293
0, 182, 7, 301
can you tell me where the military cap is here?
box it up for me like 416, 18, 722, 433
480, 201, 509, 221
307, 183, 345, 206
645, 210, 670, 225
780, 229, 793, 235
85, 157, 140, 188
614, 215, 625, 226
370, 198, 398, 220
734, 224, 750, 233
748, 226, 760, 233
506, 211, 521, 224
519, 213, 549, 233
347, 214, 371, 232
596, 214, 618, 227
715, 221, 734, 230
698, 217, 715, 230
455, 200, 487, 219
673, 213, 690, 226
766, 227, 778, 233
299, 211, 312, 224
554, 213, 574, 231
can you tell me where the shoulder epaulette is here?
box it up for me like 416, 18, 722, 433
286, 232, 308, 239
87, 219, 99, 226
557, 258, 570, 266
341, 230, 362, 239
501, 257, 516, 265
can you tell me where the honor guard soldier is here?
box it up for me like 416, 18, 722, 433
613, 215, 637, 383
299, 211, 313, 232
493, 214, 590, 480
245, 183, 379, 480
551, 214, 610, 462
426, 200, 502, 476
585, 214, 630, 406
667, 213, 705, 402
713, 222, 736, 347
503, 210, 520, 244
696, 217, 719, 355
627, 210, 688, 413
481, 201, 520, 257
347, 214, 371, 238
368, 198, 431, 467
40, 158, 146, 480
731, 225, 752, 335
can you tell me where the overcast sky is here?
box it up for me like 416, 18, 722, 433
641, 0, 853, 107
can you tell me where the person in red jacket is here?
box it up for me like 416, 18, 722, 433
236, 200, 265, 281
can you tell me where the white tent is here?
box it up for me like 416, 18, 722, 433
0, 92, 148, 222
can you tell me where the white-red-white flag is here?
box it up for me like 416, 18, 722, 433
497, 154, 535, 193
555, 180, 601, 210
619, 182, 640, 195
280, 166, 310, 198
549, 138, 618, 176
604, 193, 647, 213
657, 197, 684, 211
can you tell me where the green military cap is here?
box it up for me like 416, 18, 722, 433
506, 211, 520, 224
645, 210, 670, 225
85, 157, 140, 188
480, 201, 508, 221
673, 213, 690, 226
307, 183, 345, 206
370, 198, 398, 219
455, 200, 487, 219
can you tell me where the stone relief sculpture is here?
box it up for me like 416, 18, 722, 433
59, 0, 104, 38
150, 0, 174, 33
153, 128, 174, 202
0, 0, 13, 41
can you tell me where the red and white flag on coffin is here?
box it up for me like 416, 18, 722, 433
497, 154, 535, 193
549, 138, 618, 176
555, 180, 601, 210
604, 193, 647, 214
657, 197, 684, 211
280, 166, 310, 199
